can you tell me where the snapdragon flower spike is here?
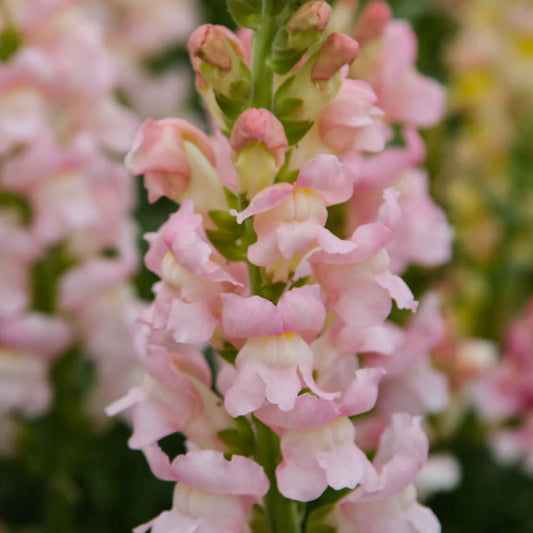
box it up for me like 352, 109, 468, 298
221, 285, 337, 416
135, 448, 269, 533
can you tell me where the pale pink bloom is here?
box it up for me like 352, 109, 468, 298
0, 60, 48, 153
353, 1, 392, 44
0, 313, 71, 360
144, 200, 243, 344
356, 294, 449, 449
318, 79, 386, 154
330, 414, 440, 533
95, 0, 199, 58
233, 155, 355, 277
490, 416, 533, 474
373, 21, 446, 127
0, 214, 39, 317
107, 324, 231, 451
276, 417, 375, 501
135, 449, 268, 533
384, 169, 453, 273
311, 238, 416, 333
0, 349, 52, 417
221, 286, 333, 415
125, 118, 221, 205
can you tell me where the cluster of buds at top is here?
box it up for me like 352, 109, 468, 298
119, 1, 452, 531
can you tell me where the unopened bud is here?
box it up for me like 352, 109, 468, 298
230, 109, 288, 198
188, 25, 251, 130
288, 1, 331, 33
188, 24, 245, 73
126, 118, 225, 211
353, 1, 392, 44
311, 33, 359, 82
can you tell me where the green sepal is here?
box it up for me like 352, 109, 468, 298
250, 504, 270, 533
281, 118, 314, 145
215, 90, 249, 121
260, 282, 286, 305
208, 209, 242, 235
224, 187, 240, 211
217, 341, 239, 365
0, 25, 21, 62
206, 229, 247, 262
227, 0, 262, 29
305, 504, 337, 533
217, 416, 255, 457
275, 96, 303, 118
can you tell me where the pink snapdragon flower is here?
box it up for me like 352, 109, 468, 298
221, 285, 335, 415
135, 448, 269, 533
329, 414, 440, 533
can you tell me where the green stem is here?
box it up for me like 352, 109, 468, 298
253, 417, 301, 533
251, 0, 277, 109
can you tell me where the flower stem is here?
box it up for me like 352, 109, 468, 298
251, 0, 277, 110
253, 417, 302, 533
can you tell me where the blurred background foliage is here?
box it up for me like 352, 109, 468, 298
1, 0, 532, 531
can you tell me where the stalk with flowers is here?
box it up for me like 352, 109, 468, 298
114, 1, 452, 531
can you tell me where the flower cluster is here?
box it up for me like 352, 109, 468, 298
472, 300, 533, 473
0, 0, 141, 442
114, 1, 452, 530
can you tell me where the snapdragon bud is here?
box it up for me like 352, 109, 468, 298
274, 32, 359, 138
271, 2, 331, 75
353, 0, 392, 44
311, 32, 360, 83
126, 118, 225, 212
188, 25, 251, 130
230, 108, 288, 199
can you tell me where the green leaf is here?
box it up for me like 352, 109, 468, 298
0, 25, 21, 62
281, 118, 314, 145
217, 341, 239, 365
208, 209, 241, 234
218, 416, 255, 456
